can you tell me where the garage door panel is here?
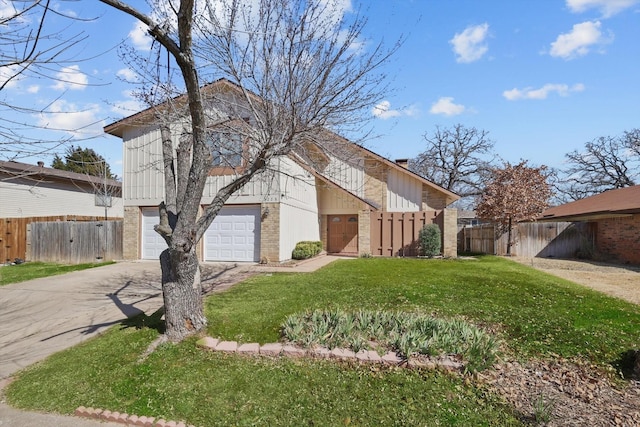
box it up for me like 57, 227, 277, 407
141, 208, 168, 260
204, 206, 261, 262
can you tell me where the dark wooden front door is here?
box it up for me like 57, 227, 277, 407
328, 214, 358, 254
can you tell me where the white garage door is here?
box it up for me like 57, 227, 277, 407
204, 205, 261, 262
141, 208, 168, 260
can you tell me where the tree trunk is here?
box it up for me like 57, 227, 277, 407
159, 248, 207, 342
506, 216, 513, 257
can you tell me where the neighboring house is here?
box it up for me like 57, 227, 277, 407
0, 160, 123, 262
539, 185, 640, 264
104, 79, 459, 263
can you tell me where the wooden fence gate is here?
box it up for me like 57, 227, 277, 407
370, 211, 441, 257
27, 220, 123, 264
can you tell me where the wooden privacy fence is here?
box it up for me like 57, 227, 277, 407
370, 211, 441, 257
27, 220, 123, 264
1, 215, 114, 264
460, 221, 593, 258
459, 224, 495, 254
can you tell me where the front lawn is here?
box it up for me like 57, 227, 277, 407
0, 261, 115, 286
6, 256, 640, 426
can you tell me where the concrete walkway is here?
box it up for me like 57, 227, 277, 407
0, 255, 348, 426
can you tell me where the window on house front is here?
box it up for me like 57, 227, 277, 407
207, 130, 243, 168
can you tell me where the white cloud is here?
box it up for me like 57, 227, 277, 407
503, 83, 585, 100
129, 21, 152, 51
37, 100, 104, 137
52, 65, 88, 91
429, 97, 466, 116
111, 90, 145, 117
450, 23, 490, 63
0, 64, 22, 89
0, 0, 18, 20
372, 100, 419, 120
27, 85, 39, 94
372, 100, 401, 119
117, 68, 139, 82
549, 21, 611, 59
566, 0, 639, 18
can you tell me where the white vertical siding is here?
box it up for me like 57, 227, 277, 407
386, 169, 421, 212
123, 125, 165, 205
123, 124, 286, 205
324, 154, 365, 197
277, 157, 318, 208
279, 203, 320, 261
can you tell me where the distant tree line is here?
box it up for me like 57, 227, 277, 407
409, 124, 640, 208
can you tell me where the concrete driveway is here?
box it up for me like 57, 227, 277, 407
0, 261, 167, 380
0, 255, 346, 426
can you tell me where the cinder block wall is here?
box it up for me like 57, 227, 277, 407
596, 215, 640, 264
123, 206, 140, 260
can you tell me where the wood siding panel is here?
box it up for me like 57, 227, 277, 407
123, 125, 165, 205
386, 169, 421, 212
370, 211, 436, 257
324, 154, 365, 197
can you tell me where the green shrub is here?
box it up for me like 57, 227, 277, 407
292, 241, 323, 260
419, 224, 441, 257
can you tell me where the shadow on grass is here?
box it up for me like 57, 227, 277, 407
121, 306, 166, 335
612, 349, 640, 380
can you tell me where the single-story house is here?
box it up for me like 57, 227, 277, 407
0, 160, 123, 262
539, 185, 640, 264
104, 79, 459, 263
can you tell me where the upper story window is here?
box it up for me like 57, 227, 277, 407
207, 130, 244, 172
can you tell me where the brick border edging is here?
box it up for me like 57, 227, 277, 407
74, 407, 195, 427
74, 337, 463, 426
195, 336, 464, 371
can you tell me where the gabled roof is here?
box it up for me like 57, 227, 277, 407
104, 79, 459, 205
353, 142, 460, 205
104, 78, 243, 138
288, 153, 379, 211
539, 185, 640, 221
0, 160, 121, 189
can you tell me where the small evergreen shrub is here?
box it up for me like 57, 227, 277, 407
292, 241, 323, 260
419, 224, 441, 257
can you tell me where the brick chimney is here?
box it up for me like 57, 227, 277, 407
395, 158, 408, 168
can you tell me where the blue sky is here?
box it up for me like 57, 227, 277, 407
1, 0, 639, 178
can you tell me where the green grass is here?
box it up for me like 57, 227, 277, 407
206, 257, 640, 365
6, 256, 640, 426
7, 325, 519, 426
0, 261, 115, 286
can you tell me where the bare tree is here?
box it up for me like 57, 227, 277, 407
0, 0, 92, 160
476, 161, 551, 256
558, 132, 639, 201
98, 0, 397, 341
408, 124, 495, 208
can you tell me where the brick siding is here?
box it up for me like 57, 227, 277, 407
442, 208, 458, 257
596, 214, 640, 264
357, 209, 371, 256
260, 203, 280, 263
123, 206, 140, 260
